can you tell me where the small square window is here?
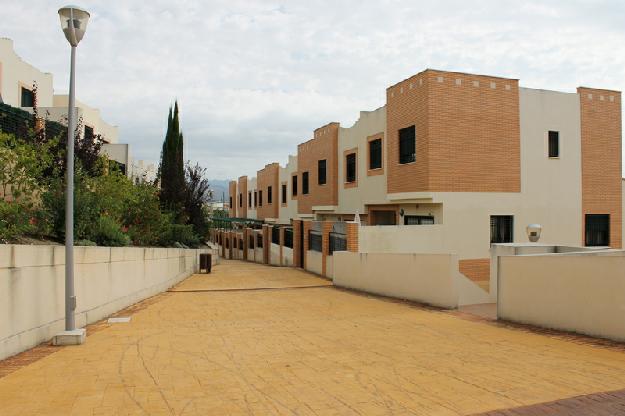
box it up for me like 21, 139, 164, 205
548, 131, 559, 158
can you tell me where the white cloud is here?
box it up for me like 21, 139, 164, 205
4, 0, 625, 178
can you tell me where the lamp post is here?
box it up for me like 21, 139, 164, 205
53, 6, 90, 345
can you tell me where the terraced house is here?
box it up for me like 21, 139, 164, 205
221, 68, 622, 294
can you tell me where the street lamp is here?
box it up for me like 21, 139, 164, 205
53, 5, 90, 346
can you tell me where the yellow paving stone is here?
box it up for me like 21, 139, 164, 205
1, 260, 625, 415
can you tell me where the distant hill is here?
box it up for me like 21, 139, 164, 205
208, 179, 230, 202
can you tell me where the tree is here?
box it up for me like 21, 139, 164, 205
184, 162, 211, 238
158, 101, 185, 219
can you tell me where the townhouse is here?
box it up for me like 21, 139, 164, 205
221, 68, 622, 284
0, 38, 133, 176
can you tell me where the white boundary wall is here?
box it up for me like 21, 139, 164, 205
333, 252, 489, 308
498, 251, 625, 341
0, 244, 215, 360
306, 250, 323, 275
270, 243, 281, 266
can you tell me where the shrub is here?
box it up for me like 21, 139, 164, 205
160, 223, 200, 248
0, 200, 33, 242
92, 216, 130, 247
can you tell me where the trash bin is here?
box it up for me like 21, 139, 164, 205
199, 253, 212, 273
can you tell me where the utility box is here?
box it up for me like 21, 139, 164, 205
199, 253, 212, 273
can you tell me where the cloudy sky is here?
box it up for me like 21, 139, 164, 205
5, 1, 625, 179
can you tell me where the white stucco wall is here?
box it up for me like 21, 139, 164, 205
498, 251, 625, 341
279, 155, 298, 223
337, 107, 387, 215
333, 252, 459, 308
0, 38, 54, 107
0, 244, 215, 361
270, 243, 281, 266
53, 95, 119, 144
306, 250, 323, 275
247, 177, 257, 220
282, 247, 294, 267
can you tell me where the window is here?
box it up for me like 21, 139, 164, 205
346, 153, 356, 183
254, 191, 257, 208
267, 186, 272, 204
318, 160, 327, 185
371, 210, 397, 226
404, 215, 434, 225
399, 125, 416, 164
20, 87, 34, 107
248, 191, 252, 207
292, 175, 298, 196
281, 184, 287, 204
239, 193, 242, 208
548, 131, 559, 158
302, 172, 309, 194
490, 215, 514, 244
84, 126, 94, 143
229, 197, 233, 209
369, 138, 382, 170
585, 214, 610, 246
258, 190, 263, 207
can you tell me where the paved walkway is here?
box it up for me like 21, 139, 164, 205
1, 260, 625, 415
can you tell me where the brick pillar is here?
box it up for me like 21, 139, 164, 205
321, 221, 333, 277
303, 220, 311, 270
346, 222, 359, 252
292, 220, 302, 268
279, 227, 285, 266
262, 225, 270, 264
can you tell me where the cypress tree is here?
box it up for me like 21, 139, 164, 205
159, 101, 185, 220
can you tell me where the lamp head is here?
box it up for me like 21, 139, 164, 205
58, 6, 90, 46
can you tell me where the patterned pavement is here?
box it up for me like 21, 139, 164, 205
1, 260, 625, 415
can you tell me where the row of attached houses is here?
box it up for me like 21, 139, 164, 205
0, 37, 140, 177
223, 68, 622, 286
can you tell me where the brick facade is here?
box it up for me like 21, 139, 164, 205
257, 163, 280, 220
228, 181, 237, 217
386, 69, 520, 194
346, 222, 359, 252
297, 122, 339, 214
579, 87, 622, 248
238, 176, 248, 219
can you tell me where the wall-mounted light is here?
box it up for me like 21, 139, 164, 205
400, 208, 405, 217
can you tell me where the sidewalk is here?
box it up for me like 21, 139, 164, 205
1, 260, 625, 415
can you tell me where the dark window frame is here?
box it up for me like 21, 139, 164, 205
229, 196, 233, 210
318, 160, 327, 185
403, 215, 435, 225
490, 215, 514, 244
399, 125, 416, 164
281, 184, 287, 204
292, 175, 298, 196
267, 186, 272, 204
346, 153, 357, 183
302, 172, 309, 195
258, 190, 263, 207
585, 214, 610, 246
239, 193, 242, 208
254, 191, 257, 208
369, 138, 382, 170
20, 87, 34, 107
248, 191, 252, 207
548, 131, 559, 158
